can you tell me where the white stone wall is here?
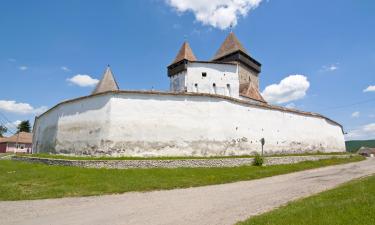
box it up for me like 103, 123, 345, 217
33, 92, 346, 156
170, 62, 239, 98
170, 71, 186, 92
33, 95, 112, 155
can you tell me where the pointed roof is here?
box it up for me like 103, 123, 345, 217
92, 66, 119, 95
171, 42, 197, 64
240, 82, 266, 103
213, 32, 248, 60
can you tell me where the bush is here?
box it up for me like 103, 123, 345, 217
253, 153, 264, 166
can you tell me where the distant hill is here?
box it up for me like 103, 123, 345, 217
346, 140, 375, 152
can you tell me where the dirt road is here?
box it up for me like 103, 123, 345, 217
1, 158, 374, 225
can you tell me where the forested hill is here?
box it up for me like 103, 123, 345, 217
346, 140, 375, 152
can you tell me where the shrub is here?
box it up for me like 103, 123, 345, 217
253, 153, 264, 166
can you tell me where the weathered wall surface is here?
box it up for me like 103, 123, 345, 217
170, 62, 239, 98
33, 94, 112, 155
33, 92, 346, 156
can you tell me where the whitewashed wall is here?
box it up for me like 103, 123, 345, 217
33, 95, 112, 155
33, 92, 346, 156
170, 62, 239, 98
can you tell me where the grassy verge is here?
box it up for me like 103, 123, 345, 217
238, 174, 375, 225
18, 152, 350, 161
0, 156, 363, 201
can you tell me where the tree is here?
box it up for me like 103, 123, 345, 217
0, 125, 7, 137
17, 120, 31, 133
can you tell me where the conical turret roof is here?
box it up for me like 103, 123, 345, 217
213, 32, 248, 60
171, 42, 197, 64
92, 66, 119, 94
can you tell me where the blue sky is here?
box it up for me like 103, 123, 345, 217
0, 0, 374, 139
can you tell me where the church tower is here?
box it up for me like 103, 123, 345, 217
212, 32, 265, 102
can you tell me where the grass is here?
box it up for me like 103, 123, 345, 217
346, 139, 375, 152
238, 174, 375, 225
18, 151, 350, 161
0, 156, 363, 201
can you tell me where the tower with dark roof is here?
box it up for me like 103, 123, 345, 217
213, 32, 264, 102
167, 41, 197, 77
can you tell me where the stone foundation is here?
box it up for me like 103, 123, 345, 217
12, 155, 352, 169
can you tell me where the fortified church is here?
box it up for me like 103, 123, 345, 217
33, 33, 346, 156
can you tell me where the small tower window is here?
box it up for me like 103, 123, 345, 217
194, 83, 198, 92
202, 72, 207, 78
213, 83, 217, 94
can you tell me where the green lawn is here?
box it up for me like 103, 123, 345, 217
238, 174, 375, 225
0, 156, 363, 201
20, 152, 349, 161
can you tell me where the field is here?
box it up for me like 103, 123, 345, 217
0, 156, 363, 201
238, 174, 375, 225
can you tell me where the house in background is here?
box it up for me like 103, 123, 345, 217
357, 147, 375, 157
0, 132, 33, 153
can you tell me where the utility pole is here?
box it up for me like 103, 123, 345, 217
15, 132, 19, 154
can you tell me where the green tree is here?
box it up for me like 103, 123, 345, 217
0, 125, 7, 137
17, 120, 31, 133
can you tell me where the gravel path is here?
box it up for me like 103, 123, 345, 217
1, 158, 374, 225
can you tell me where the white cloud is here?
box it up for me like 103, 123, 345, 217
363, 85, 375, 92
67, 74, 99, 87
5, 120, 21, 130
351, 111, 360, 118
61, 66, 71, 72
321, 64, 339, 72
0, 100, 47, 115
19, 66, 28, 71
285, 103, 296, 109
261, 75, 310, 104
346, 123, 375, 140
165, 0, 263, 30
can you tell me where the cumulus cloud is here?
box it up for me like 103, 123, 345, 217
67, 74, 99, 87
0, 100, 47, 115
61, 66, 71, 72
19, 66, 28, 71
346, 123, 375, 140
165, 0, 263, 30
261, 75, 310, 104
351, 111, 360, 118
363, 85, 375, 92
